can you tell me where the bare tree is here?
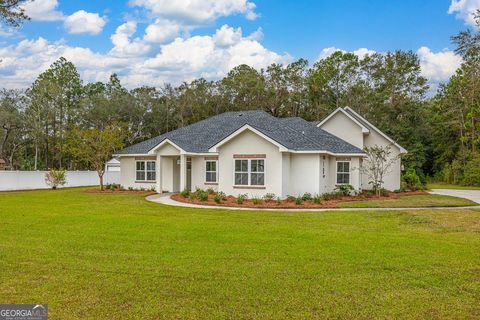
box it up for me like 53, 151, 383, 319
360, 145, 399, 196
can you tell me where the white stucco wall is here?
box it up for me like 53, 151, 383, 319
217, 130, 283, 198
288, 154, 320, 196
190, 156, 219, 191
319, 111, 364, 148
319, 110, 402, 191
120, 155, 177, 191
363, 130, 401, 191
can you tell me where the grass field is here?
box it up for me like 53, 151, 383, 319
338, 194, 477, 208
0, 188, 479, 319
427, 183, 480, 190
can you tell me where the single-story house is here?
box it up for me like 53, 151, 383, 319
115, 107, 406, 198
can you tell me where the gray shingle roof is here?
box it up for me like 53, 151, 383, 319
116, 110, 363, 155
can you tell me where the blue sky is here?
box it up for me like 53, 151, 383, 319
0, 0, 478, 88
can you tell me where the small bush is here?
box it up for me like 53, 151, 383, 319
45, 169, 67, 190
335, 184, 354, 196
286, 195, 296, 202
402, 168, 422, 191
189, 192, 196, 200
236, 194, 247, 204
276, 197, 282, 205
263, 193, 276, 202
322, 192, 342, 201
295, 197, 303, 205
128, 187, 134, 191
206, 188, 215, 195
302, 192, 313, 201
313, 195, 321, 204
217, 191, 227, 200
110, 183, 120, 190
213, 194, 222, 204
252, 197, 263, 205
197, 191, 208, 201
105, 184, 112, 190
379, 188, 390, 197
180, 189, 190, 198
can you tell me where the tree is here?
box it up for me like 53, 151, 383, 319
0, 0, 30, 27
45, 169, 66, 190
67, 125, 125, 190
360, 145, 399, 196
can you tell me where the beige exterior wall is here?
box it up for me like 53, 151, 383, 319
320, 112, 364, 148
217, 130, 283, 198
288, 154, 320, 196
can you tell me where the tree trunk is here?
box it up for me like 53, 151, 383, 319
99, 173, 104, 191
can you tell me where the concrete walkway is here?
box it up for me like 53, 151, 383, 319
146, 192, 480, 212
429, 189, 480, 204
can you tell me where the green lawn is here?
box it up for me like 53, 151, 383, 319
427, 183, 480, 190
1, 188, 479, 319
338, 194, 478, 208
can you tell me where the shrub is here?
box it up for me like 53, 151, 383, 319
313, 195, 322, 204
236, 194, 247, 204
180, 189, 190, 198
45, 169, 67, 190
128, 187, 134, 191
276, 197, 282, 205
217, 191, 227, 200
379, 188, 390, 197
461, 154, 480, 186
105, 184, 112, 190
295, 196, 303, 205
286, 195, 296, 202
252, 197, 263, 205
110, 183, 120, 190
196, 191, 208, 201
263, 193, 276, 202
189, 192, 197, 200
206, 188, 215, 195
301, 192, 313, 201
321, 192, 342, 201
213, 194, 222, 204
402, 168, 422, 191
335, 184, 354, 196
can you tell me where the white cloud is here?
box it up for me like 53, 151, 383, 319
317, 47, 376, 60
417, 46, 463, 82
0, 25, 289, 89
448, 0, 480, 26
64, 10, 107, 35
129, 0, 257, 24
110, 21, 151, 56
22, 0, 64, 21
144, 19, 181, 43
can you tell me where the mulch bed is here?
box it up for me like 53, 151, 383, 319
171, 191, 427, 209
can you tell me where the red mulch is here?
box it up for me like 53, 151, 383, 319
171, 191, 427, 209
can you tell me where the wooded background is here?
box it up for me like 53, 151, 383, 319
0, 11, 479, 186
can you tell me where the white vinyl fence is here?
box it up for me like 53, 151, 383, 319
0, 171, 120, 191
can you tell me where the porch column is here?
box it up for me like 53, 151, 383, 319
179, 154, 187, 191
156, 154, 162, 193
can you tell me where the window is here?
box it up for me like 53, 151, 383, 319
205, 160, 217, 183
336, 161, 350, 184
234, 159, 265, 186
235, 159, 249, 185
136, 160, 156, 181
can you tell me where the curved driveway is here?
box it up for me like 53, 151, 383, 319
147, 191, 480, 212
429, 189, 480, 204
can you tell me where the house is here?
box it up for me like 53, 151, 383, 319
115, 107, 406, 198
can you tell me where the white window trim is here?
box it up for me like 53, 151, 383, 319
136, 160, 156, 182
233, 158, 266, 187
205, 160, 218, 183
335, 160, 351, 185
